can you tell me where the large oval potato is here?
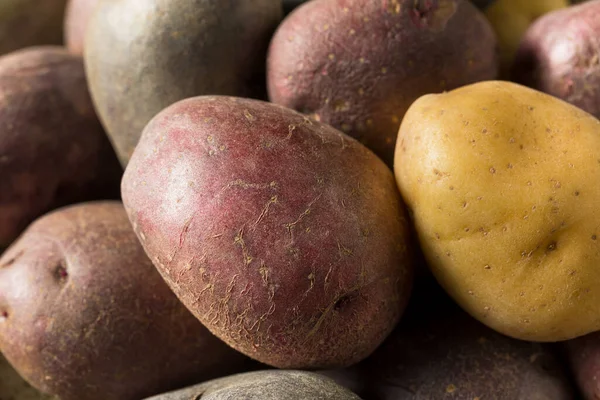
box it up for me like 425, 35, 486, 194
122, 96, 414, 369
85, 0, 282, 166
64, 0, 100, 56
0, 46, 121, 248
0, 202, 254, 400
512, 0, 600, 119
144, 370, 362, 400
267, 0, 497, 165
395, 80, 600, 342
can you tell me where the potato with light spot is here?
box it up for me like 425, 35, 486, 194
395, 80, 600, 342
0, 202, 254, 400
267, 0, 498, 165
121, 96, 414, 369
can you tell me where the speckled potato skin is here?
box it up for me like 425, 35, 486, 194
0, 0, 67, 55
565, 331, 600, 400
0, 202, 254, 400
0, 47, 121, 248
395, 80, 600, 342
64, 0, 100, 56
84, 0, 282, 167
512, 1, 600, 120
267, 0, 498, 166
122, 96, 414, 369
144, 370, 362, 400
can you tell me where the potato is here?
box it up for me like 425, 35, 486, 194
64, 0, 99, 56
358, 279, 576, 399
0, 354, 56, 400
84, 0, 282, 166
0, 0, 67, 55
512, 1, 600, 120
144, 370, 362, 400
267, 0, 498, 166
565, 331, 600, 399
0, 202, 254, 400
121, 96, 414, 369
0, 46, 121, 249
395, 80, 600, 342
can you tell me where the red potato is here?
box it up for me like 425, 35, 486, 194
512, 0, 600, 119
64, 0, 99, 55
267, 0, 498, 165
121, 96, 414, 369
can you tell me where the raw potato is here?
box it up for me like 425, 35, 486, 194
267, 0, 498, 165
395, 80, 600, 342
512, 0, 600, 119
0, 202, 254, 400
0, 354, 56, 400
122, 96, 414, 369
0, 0, 68, 55
0, 46, 122, 248
64, 0, 100, 55
85, 0, 282, 166
565, 331, 600, 399
144, 370, 362, 400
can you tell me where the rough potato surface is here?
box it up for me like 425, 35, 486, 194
395, 81, 600, 341
267, 0, 497, 165
122, 96, 413, 369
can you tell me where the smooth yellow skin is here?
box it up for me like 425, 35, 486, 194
485, 0, 568, 74
395, 81, 600, 342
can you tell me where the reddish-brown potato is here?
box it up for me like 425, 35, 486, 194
64, 0, 100, 55
0, 202, 254, 400
267, 0, 498, 165
565, 332, 600, 399
0, 46, 121, 248
122, 96, 414, 369
512, 0, 600, 119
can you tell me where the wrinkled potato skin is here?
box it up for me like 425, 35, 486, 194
512, 1, 600, 119
267, 0, 497, 165
0, 0, 67, 55
122, 96, 413, 369
0, 47, 121, 248
395, 81, 600, 342
565, 331, 600, 400
144, 370, 362, 400
0, 202, 253, 400
85, 0, 282, 166
64, 0, 100, 56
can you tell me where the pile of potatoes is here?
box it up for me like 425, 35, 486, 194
3, 0, 600, 399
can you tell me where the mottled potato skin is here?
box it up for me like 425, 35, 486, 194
85, 0, 282, 166
0, 47, 121, 248
0, 0, 67, 55
512, 1, 600, 119
359, 279, 576, 399
64, 0, 100, 56
0, 202, 253, 400
565, 331, 600, 400
267, 0, 498, 165
144, 370, 362, 400
395, 81, 600, 342
122, 96, 413, 369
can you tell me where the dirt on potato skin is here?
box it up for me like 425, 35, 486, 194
122, 96, 414, 369
0, 46, 122, 248
267, 0, 498, 166
0, 202, 254, 400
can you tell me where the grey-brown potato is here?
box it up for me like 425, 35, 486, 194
143, 370, 362, 400
64, 0, 100, 55
121, 96, 414, 369
0, 202, 254, 400
267, 0, 498, 165
0, 0, 67, 55
0, 46, 121, 248
512, 0, 600, 119
0, 354, 56, 400
85, 0, 283, 166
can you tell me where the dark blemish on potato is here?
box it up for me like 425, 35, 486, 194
0, 311, 8, 320
546, 242, 557, 252
519, 144, 524, 150
449, 186, 454, 190
54, 262, 69, 282
1, 249, 24, 268
574, 191, 580, 196
482, 128, 488, 134
435, 233, 440, 240
462, 201, 467, 208
333, 294, 353, 311
592, 234, 597, 240
528, 106, 535, 111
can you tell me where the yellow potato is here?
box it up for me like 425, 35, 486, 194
395, 80, 600, 342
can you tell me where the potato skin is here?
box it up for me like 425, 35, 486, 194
267, 0, 498, 165
84, 0, 282, 166
395, 80, 600, 341
0, 202, 253, 400
122, 96, 413, 369
64, 0, 100, 56
144, 370, 362, 400
565, 331, 600, 399
512, 1, 600, 119
0, 47, 121, 248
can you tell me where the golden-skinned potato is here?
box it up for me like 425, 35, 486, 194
395, 80, 600, 342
